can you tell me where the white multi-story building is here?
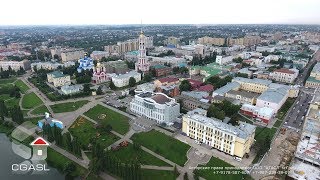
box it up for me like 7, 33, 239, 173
0, 60, 31, 71
130, 92, 180, 125
31, 61, 75, 72
47, 71, 71, 87
61, 84, 83, 95
182, 109, 256, 158
256, 46, 275, 53
111, 70, 141, 88
215, 56, 233, 65
269, 68, 299, 83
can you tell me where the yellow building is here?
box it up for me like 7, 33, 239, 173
182, 110, 256, 158
47, 71, 71, 87
198, 36, 225, 46
232, 77, 271, 94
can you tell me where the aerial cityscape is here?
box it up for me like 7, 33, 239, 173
0, 1, 320, 180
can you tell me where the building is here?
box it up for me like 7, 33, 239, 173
305, 62, 320, 87
152, 64, 172, 77
240, 104, 274, 124
135, 83, 155, 94
157, 85, 180, 97
111, 71, 141, 88
154, 77, 179, 88
225, 90, 259, 105
0, 60, 31, 71
103, 60, 129, 74
256, 46, 276, 53
77, 56, 94, 73
187, 79, 203, 90
61, 48, 85, 62
216, 56, 233, 65
269, 68, 299, 83
31, 61, 75, 72
176, 91, 210, 110
130, 92, 180, 125
92, 63, 109, 84
197, 84, 214, 94
90, 51, 110, 60
198, 36, 225, 46
166, 37, 180, 47
227, 36, 261, 47
104, 36, 153, 54
47, 71, 71, 87
135, 31, 150, 72
256, 87, 288, 113
61, 84, 83, 95
182, 110, 256, 158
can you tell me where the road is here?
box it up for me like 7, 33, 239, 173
295, 50, 320, 85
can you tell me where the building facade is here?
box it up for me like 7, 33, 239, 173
269, 68, 299, 83
182, 111, 256, 158
111, 71, 141, 87
61, 49, 85, 62
130, 92, 180, 125
47, 71, 71, 87
0, 60, 31, 71
305, 62, 320, 87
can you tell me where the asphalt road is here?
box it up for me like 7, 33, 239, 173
296, 50, 320, 85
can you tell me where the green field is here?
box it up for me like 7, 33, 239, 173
0, 78, 16, 85
50, 100, 89, 113
14, 80, 29, 93
21, 92, 43, 109
273, 120, 282, 128
111, 143, 170, 166
0, 94, 20, 108
277, 98, 295, 120
84, 104, 129, 135
196, 156, 252, 180
69, 116, 120, 149
131, 130, 190, 166
46, 148, 87, 178
25, 117, 43, 125
141, 169, 177, 180
30, 105, 49, 115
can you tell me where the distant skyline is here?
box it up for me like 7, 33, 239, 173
1, 0, 320, 25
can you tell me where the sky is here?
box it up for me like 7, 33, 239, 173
1, 0, 320, 25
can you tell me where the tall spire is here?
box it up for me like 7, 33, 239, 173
140, 19, 143, 34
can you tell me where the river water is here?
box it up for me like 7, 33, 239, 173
0, 133, 64, 180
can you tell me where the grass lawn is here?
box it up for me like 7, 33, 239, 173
131, 130, 190, 166
196, 156, 253, 180
21, 92, 43, 109
14, 80, 29, 93
84, 104, 129, 135
252, 127, 277, 163
273, 120, 282, 128
0, 94, 20, 108
46, 148, 87, 178
111, 143, 170, 166
141, 169, 177, 180
25, 117, 43, 125
277, 98, 295, 120
50, 100, 89, 113
0, 123, 15, 134
30, 105, 49, 115
69, 116, 120, 149
0, 78, 16, 85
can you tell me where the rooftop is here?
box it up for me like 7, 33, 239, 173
288, 159, 320, 180
48, 71, 67, 78
181, 91, 209, 100
273, 68, 296, 74
187, 114, 256, 139
157, 77, 179, 83
227, 90, 259, 99
233, 77, 272, 86
212, 82, 240, 96
258, 87, 288, 104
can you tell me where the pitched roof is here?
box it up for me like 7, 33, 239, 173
273, 68, 295, 74
30, 137, 50, 146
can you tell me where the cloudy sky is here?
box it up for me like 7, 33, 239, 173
1, 0, 320, 25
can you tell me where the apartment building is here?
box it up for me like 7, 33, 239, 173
198, 36, 225, 46
305, 62, 320, 87
130, 92, 180, 125
0, 60, 31, 71
269, 68, 299, 83
182, 110, 256, 158
90, 51, 110, 60
47, 71, 71, 87
60, 49, 85, 62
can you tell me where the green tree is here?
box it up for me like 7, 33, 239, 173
83, 84, 91, 94
109, 81, 116, 90
143, 74, 152, 82
63, 162, 76, 175
129, 77, 136, 87
0, 100, 8, 117
96, 86, 103, 95
10, 105, 24, 124
236, 73, 248, 78
183, 172, 189, 180
63, 132, 72, 151
207, 104, 225, 120
179, 80, 192, 92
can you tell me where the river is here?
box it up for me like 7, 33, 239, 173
0, 133, 64, 180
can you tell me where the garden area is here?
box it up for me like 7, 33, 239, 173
277, 98, 295, 120
84, 104, 130, 135
14, 80, 29, 93
30, 105, 49, 115
195, 156, 253, 180
21, 92, 43, 109
131, 130, 190, 166
50, 100, 89, 113
141, 169, 177, 180
111, 143, 171, 166
252, 127, 277, 163
69, 116, 120, 149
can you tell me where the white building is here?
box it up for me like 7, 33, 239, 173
269, 68, 299, 83
0, 60, 31, 71
240, 104, 275, 124
111, 70, 141, 88
215, 56, 233, 65
256, 46, 276, 53
47, 71, 71, 87
61, 84, 83, 95
130, 92, 180, 125
31, 61, 75, 72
